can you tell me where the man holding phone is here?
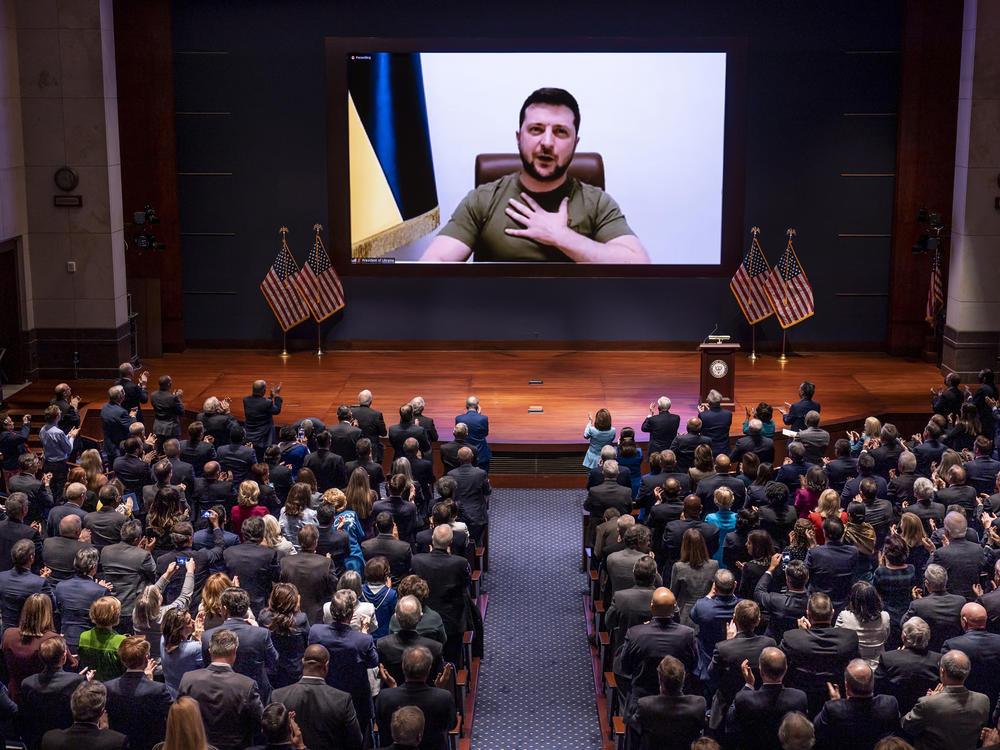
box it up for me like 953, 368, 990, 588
154, 514, 225, 610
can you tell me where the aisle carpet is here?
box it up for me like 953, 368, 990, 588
471, 488, 603, 749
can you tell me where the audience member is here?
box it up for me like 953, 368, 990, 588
104, 636, 172, 750
19, 635, 83, 750
39, 681, 127, 750
627, 654, 706, 750
901, 649, 989, 750
873, 617, 941, 715
812, 659, 899, 750
726, 647, 808, 750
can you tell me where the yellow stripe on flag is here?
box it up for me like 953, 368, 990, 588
348, 93, 403, 245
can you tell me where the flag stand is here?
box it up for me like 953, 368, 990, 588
280, 333, 290, 360
316, 322, 324, 357
748, 324, 758, 361
777, 330, 788, 363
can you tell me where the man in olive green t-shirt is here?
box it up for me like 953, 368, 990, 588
420, 87, 649, 264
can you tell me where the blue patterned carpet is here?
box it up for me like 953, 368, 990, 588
471, 488, 603, 749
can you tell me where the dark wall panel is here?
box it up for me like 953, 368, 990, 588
170, 0, 905, 345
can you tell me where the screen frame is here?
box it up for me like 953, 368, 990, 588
325, 36, 748, 279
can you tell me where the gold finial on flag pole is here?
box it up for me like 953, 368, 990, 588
313, 223, 323, 234
786, 228, 796, 239
751, 226, 760, 237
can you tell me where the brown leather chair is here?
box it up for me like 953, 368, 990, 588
474, 152, 605, 189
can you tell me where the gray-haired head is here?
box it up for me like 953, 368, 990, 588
600, 445, 617, 461
706, 390, 723, 406
943, 511, 968, 540
913, 477, 935, 501
924, 563, 948, 592
902, 617, 930, 650
657, 396, 671, 411
602, 459, 620, 479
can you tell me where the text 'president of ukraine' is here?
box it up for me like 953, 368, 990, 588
419, 87, 649, 263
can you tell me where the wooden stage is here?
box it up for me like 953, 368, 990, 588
5, 349, 944, 485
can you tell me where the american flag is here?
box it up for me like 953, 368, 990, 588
730, 232, 774, 324
925, 247, 943, 324
762, 237, 815, 328
260, 238, 311, 331
292, 228, 345, 322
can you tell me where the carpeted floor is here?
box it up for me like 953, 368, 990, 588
471, 488, 603, 749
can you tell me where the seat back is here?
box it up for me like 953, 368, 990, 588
474, 153, 605, 189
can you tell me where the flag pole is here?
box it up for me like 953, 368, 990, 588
316, 321, 324, 357
280, 332, 290, 360
778, 330, 788, 363
749, 324, 758, 361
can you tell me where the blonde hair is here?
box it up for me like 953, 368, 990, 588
199, 573, 235, 618
237, 480, 260, 507
938, 450, 963, 480
816, 489, 841, 519
262, 515, 285, 548
18, 593, 55, 639
133, 584, 164, 630
89, 596, 121, 629
78, 449, 106, 493
322, 488, 347, 513
863, 417, 882, 439
161, 696, 209, 750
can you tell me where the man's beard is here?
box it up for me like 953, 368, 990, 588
519, 147, 573, 184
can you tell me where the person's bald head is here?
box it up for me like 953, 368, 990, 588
940, 649, 972, 685
759, 647, 787, 683
203, 461, 220, 478
431, 524, 453, 550
844, 659, 874, 697
714, 454, 731, 473
252, 380, 267, 396
457, 446, 474, 465
961, 602, 988, 631
301, 645, 330, 677
358, 389, 373, 406
650, 587, 676, 618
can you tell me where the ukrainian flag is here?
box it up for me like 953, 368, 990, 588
349, 52, 439, 258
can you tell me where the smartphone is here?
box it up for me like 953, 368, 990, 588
176, 557, 189, 565
297, 425, 306, 440
201, 510, 213, 518
781, 551, 791, 570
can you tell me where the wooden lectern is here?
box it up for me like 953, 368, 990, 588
698, 341, 740, 408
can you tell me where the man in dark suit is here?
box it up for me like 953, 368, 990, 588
243, 380, 283, 462
50, 383, 81, 434
0, 538, 54, 635
928, 511, 992, 599
616, 587, 698, 707
111, 437, 152, 497
42, 515, 89, 583
314, 504, 350, 574
389, 404, 430, 464
8, 453, 55, 523
224, 517, 279, 614
455, 396, 491, 473
149, 374, 184, 451
840, 452, 889, 505
935, 466, 979, 523
931, 372, 963, 417
822, 439, 857, 495
754, 556, 810, 642
180, 628, 265, 750
669, 418, 711, 473
584, 460, 632, 547
779, 380, 820, 432
635, 452, 669, 512
627, 655, 706, 750
905, 477, 946, 534
978, 560, 1000, 633
307, 590, 379, 742
774, 441, 815, 495
661, 496, 720, 580
375, 645, 456, 750
104, 636, 172, 750
303, 430, 348, 492
363, 513, 413, 586
271, 644, 363, 750
695, 454, 746, 514
699, 390, 733, 457
793, 411, 830, 465
377, 596, 444, 686
813, 659, 899, 750
606, 556, 658, 654
0, 493, 42, 572
372, 475, 421, 545
114, 362, 148, 419
779, 592, 860, 717
641, 397, 681, 456
264, 445, 294, 503
98, 519, 156, 633
604, 525, 654, 602
324, 406, 361, 464
729, 418, 775, 465
202, 587, 279, 703
402, 439, 436, 515
216, 424, 257, 485
410, 526, 471, 665
439, 423, 477, 475
413, 502, 468, 560
20, 636, 85, 750
586, 445, 633, 491
162, 438, 196, 490
191, 461, 235, 518
888, 450, 920, 509
446, 447, 491, 544
913, 422, 948, 478
40, 681, 128, 750
903, 563, 966, 651
179, 421, 217, 478
155, 517, 225, 609
279, 525, 337, 626
54, 547, 111, 650
100, 385, 137, 462
345, 438, 386, 492
965, 435, 1000, 495
874, 616, 941, 715
941, 601, 1000, 715
706, 599, 775, 733
410, 396, 439, 468
353, 389, 388, 464
725, 647, 809, 750
805, 517, 858, 610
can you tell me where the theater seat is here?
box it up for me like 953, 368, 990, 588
475, 153, 605, 189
